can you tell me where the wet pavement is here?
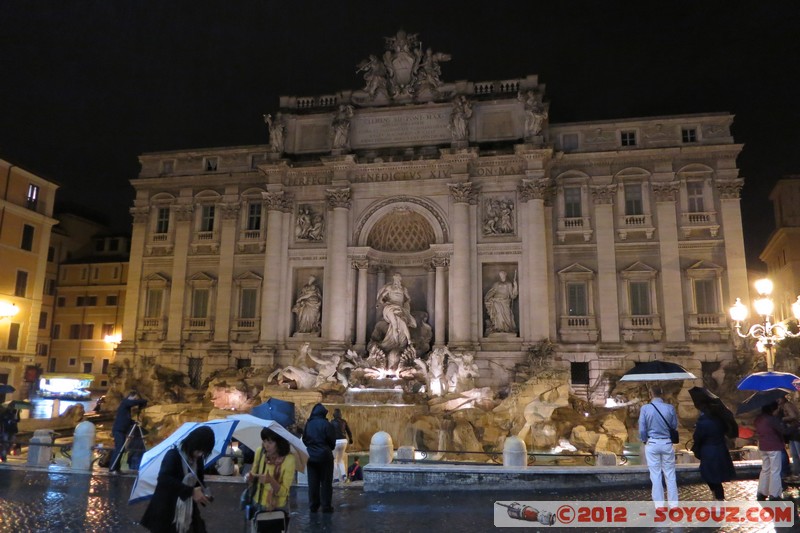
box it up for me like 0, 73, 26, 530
0, 464, 797, 532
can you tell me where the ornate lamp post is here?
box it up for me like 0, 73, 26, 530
729, 278, 800, 372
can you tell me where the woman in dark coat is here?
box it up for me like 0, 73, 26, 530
302, 403, 336, 513
140, 426, 215, 533
693, 409, 736, 500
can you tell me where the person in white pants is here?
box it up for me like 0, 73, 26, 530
331, 408, 353, 484
638, 386, 679, 508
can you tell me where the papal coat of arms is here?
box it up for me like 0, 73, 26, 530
355, 30, 452, 103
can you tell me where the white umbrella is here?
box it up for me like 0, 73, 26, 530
129, 418, 239, 503
227, 413, 309, 473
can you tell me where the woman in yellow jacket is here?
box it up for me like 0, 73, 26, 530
245, 427, 296, 528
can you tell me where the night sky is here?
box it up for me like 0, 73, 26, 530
1, 2, 798, 267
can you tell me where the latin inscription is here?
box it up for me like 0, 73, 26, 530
351, 110, 451, 147
352, 169, 451, 183
471, 165, 525, 177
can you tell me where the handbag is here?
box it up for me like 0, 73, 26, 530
650, 403, 679, 444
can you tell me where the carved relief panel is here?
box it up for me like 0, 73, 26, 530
482, 196, 516, 237
295, 203, 326, 244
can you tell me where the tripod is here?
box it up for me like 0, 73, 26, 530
109, 421, 147, 472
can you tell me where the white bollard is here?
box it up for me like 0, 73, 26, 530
28, 429, 53, 467
503, 436, 527, 468
71, 421, 96, 471
369, 431, 394, 465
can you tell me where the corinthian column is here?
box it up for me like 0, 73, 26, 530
352, 259, 369, 350
518, 179, 552, 341
448, 182, 474, 347
432, 256, 449, 347
166, 204, 193, 343
214, 202, 240, 342
591, 185, 620, 343
323, 187, 351, 347
260, 192, 286, 345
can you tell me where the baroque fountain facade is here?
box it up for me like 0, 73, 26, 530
111, 31, 751, 457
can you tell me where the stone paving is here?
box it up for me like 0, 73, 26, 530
0, 464, 797, 532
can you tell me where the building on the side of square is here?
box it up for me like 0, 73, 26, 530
760, 177, 800, 323
117, 32, 748, 401
47, 214, 129, 391
0, 158, 59, 398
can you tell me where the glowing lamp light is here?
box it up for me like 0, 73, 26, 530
104, 334, 122, 345
754, 278, 774, 296
753, 297, 774, 318
729, 298, 748, 323
0, 301, 19, 319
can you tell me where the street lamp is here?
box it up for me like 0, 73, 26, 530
729, 278, 800, 371
0, 301, 19, 320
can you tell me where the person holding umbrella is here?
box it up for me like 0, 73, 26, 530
140, 425, 215, 533
690, 388, 736, 500
638, 385, 679, 508
754, 401, 789, 501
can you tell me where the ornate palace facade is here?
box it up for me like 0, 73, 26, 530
118, 32, 747, 399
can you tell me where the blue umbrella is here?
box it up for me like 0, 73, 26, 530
251, 397, 295, 428
736, 371, 800, 392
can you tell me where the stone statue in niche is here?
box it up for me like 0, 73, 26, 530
296, 206, 324, 242
484, 270, 519, 335
367, 273, 417, 373
331, 104, 355, 151
292, 276, 322, 335
448, 95, 472, 142
263, 113, 285, 154
483, 198, 515, 236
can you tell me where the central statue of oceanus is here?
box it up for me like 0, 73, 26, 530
367, 272, 417, 373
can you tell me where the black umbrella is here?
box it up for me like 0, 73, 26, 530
736, 388, 790, 415
0, 384, 15, 394
619, 361, 696, 382
689, 386, 738, 438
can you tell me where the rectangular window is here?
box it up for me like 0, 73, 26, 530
629, 281, 651, 315
108, 239, 119, 252
81, 268, 87, 280
156, 207, 170, 234
57, 296, 66, 307
145, 289, 163, 318
200, 205, 215, 232
93, 266, 100, 279
161, 160, 174, 174
247, 203, 262, 231
68, 357, 76, 367
46, 279, 56, 296
21, 224, 35, 251
236, 358, 252, 370
82, 362, 92, 374
77, 296, 85, 307
694, 279, 718, 314
106, 295, 118, 306
69, 324, 81, 339
240, 288, 258, 319
620, 130, 637, 147
681, 128, 697, 143
188, 357, 203, 388
87, 296, 97, 306
687, 182, 705, 212
102, 359, 110, 374
204, 157, 218, 171
101, 323, 115, 338
36, 343, 49, 356
26, 184, 39, 210
624, 184, 643, 216
8, 323, 20, 350
567, 282, 587, 316
15, 271, 28, 297
191, 288, 210, 318
39, 311, 48, 330
563, 187, 582, 218
571, 362, 590, 385
81, 324, 94, 340
52, 324, 61, 339
562, 133, 579, 151
48, 246, 55, 262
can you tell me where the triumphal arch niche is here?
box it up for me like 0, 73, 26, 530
128, 29, 746, 399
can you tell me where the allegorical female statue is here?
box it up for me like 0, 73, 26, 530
484, 270, 519, 335
292, 276, 322, 334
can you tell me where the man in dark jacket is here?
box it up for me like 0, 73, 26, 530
109, 390, 147, 472
302, 403, 336, 512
